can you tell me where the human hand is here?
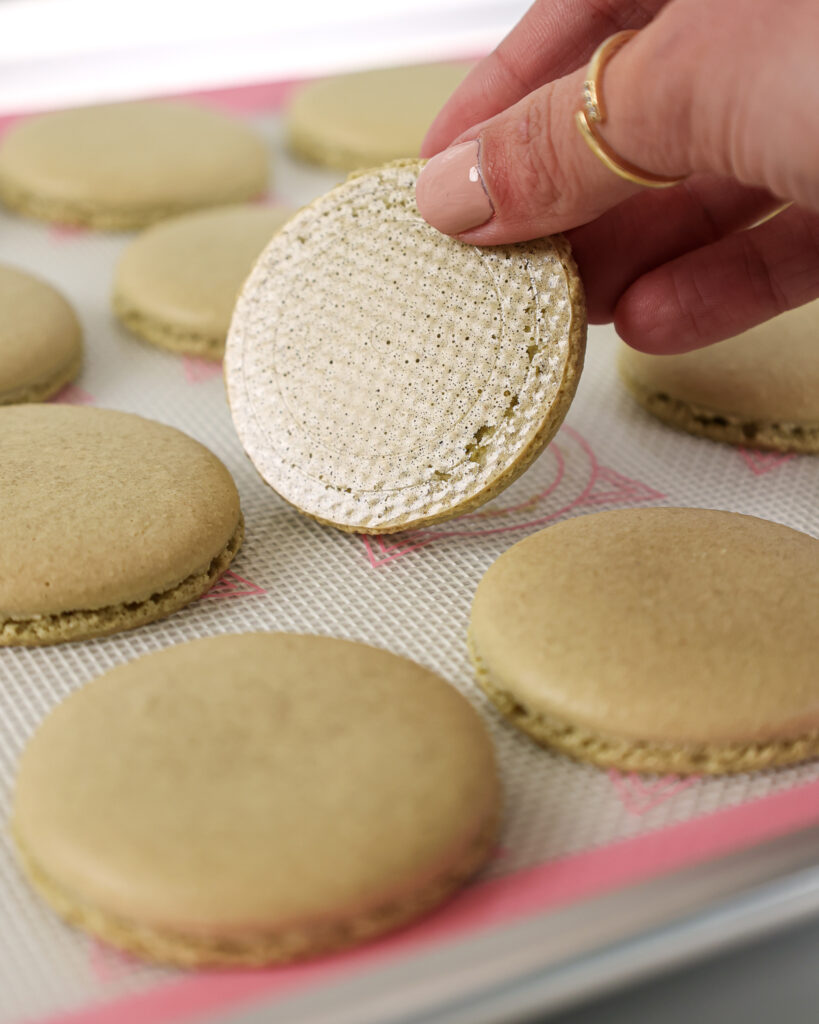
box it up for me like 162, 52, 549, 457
416, 0, 819, 353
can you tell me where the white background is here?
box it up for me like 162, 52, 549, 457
0, 0, 529, 114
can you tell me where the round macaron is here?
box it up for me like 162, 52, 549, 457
618, 300, 819, 453
0, 263, 82, 403
12, 633, 501, 966
0, 405, 242, 645
225, 160, 586, 534
287, 63, 470, 170
0, 101, 269, 230
469, 507, 819, 775
113, 204, 293, 360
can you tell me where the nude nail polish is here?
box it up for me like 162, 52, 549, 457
415, 140, 494, 235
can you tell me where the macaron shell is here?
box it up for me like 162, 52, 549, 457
13, 633, 500, 963
226, 160, 586, 534
113, 204, 293, 357
0, 263, 82, 402
287, 63, 470, 170
0, 101, 269, 229
470, 508, 819, 754
619, 300, 819, 451
0, 405, 241, 621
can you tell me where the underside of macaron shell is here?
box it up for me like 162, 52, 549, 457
225, 160, 587, 534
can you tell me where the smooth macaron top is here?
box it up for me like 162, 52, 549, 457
287, 63, 470, 169
619, 299, 819, 424
113, 203, 293, 348
0, 263, 81, 401
0, 101, 269, 228
13, 633, 500, 937
470, 507, 819, 747
0, 405, 240, 618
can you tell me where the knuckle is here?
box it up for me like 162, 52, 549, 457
518, 100, 561, 199
583, 0, 657, 35
740, 232, 788, 312
493, 42, 537, 99
483, 91, 576, 224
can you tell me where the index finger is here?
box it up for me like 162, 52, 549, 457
421, 0, 666, 157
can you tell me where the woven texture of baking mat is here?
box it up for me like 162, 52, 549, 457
0, 88, 817, 1024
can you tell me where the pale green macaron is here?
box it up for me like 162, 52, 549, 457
470, 507, 819, 775
225, 160, 586, 534
114, 203, 293, 359
619, 299, 819, 452
287, 62, 470, 170
0, 405, 242, 645
0, 101, 269, 230
12, 633, 500, 965
0, 263, 82, 403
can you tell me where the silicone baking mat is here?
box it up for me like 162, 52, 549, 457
0, 78, 818, 1024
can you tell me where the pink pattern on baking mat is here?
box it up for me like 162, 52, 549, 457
181, 78, 306, 115
609, 770, 700, 816
182, 356, 222, 384
737, 448, 796, 475
49, 224, 89, 242
200, 570, 266, 600
51, 384, 94, 405
0, 113, 22, 137
39, 773, 819, 1024
361, 425, 665, 567
88, 941, 141, 984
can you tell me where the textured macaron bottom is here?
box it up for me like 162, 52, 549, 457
468, 633, 819, 776
0, 517, 243, 647
287, 335, 583, 537
226, 162, 587, 535
620, 370, 819, 454
230, 232, 586, 536
12, 809, 498, 967
0, 350, 82, 405
113, 294, 225, 361
286, 339, 585, 535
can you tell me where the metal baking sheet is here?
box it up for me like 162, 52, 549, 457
0, 78, 817, 1024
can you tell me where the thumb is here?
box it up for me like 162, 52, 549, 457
416, 59, 654, 243
415, 1, 789, 244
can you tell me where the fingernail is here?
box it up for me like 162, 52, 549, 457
415, 140, 494, 235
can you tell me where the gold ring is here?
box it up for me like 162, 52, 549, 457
575, 29, 686, 189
